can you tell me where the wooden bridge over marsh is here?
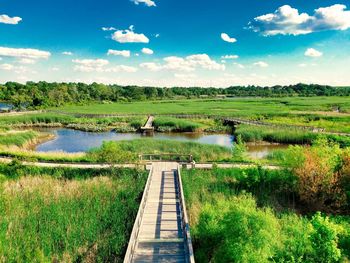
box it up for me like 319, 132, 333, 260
124, 162, 195, 263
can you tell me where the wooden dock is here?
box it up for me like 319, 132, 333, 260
124, 162, 195, 263
141, 115, 155, 133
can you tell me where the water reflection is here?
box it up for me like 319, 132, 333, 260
35, 128, 235, 153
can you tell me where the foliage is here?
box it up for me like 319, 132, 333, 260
232, 135, 247, 161
0, 164, 147, 262
182, 167, 350, 262
0, 131, 38, 147
88, 139, 232, 163
285, 137, 347, 212
193, 195, 280, 263
153, 117, 203, 132
2, 82, 350, 110
89, 141, 136, 164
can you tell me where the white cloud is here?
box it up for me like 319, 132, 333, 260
141, 47, 154, 55
305, 48, 323, 57
0, 14, 22, 25
62, 51, 73, 56
221, 55, 239, 59
233, 62, 245, 69
253, 61, 269, 68
18, 58, 36, 64
132, 0, 156, 7
102, 27, 116, 31
140, 62, 162, 72
73, 59, 109, 67
0, 47, 51, 59
298, 63, 307, 67
112, 28, 149, 43
249, 4, 350, 36
174, 73, 197, 79
107, 49, 131, 57
0, 64, 14, 70
73, 58, 137, 73
221, 33, 237, 43
141, 54, 225, 72
105, 65, 138, 73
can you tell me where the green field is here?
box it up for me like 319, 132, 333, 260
53, 97, 350, 115
0, 164, 147, 262
51, 97, 350, 133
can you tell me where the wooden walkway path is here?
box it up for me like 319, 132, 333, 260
124, 162, 195, 263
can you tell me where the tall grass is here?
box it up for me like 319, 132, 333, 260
88, 139, 233, 163
153, 117, 203, 132
0, 164, 147, 262
182, 168, 350, 262
0, 131, 38, 147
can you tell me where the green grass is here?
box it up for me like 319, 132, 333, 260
0, 113, 147, 132
0, 164, 147, 262
153, 117, 203, 132
88, 139, 233, 163
235, 125, 350, 147
50, 97, 350, 134
0, 131, 38, 147
182, 168, 350, 262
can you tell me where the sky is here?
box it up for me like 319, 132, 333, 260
1, 0, 350, 87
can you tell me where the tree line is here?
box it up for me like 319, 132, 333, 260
0, 81, 349, 109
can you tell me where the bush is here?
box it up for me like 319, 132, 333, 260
193, 195, 280, 263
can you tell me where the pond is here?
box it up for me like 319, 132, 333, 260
35, 128, 235, 153
35, 128, 290, 159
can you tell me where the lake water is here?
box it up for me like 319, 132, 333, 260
35, 128, 289, 158
35, 128, 235, 153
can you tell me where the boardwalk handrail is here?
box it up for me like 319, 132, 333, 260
177, 164, 195, 263
124, 166, 154, 263
139, 153, 193, 163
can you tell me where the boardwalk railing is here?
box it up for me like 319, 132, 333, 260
177, 164, 195, 263
124, 166, 154, 263
139, 153, 193, 163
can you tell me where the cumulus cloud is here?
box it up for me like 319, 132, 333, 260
0, 47, 51, 59
102, 27, 116, 31
141, 47, 154, 55
253, 61, 269, 68
233, 62, 245, 69
18, 58, 36, 64
72, 58, 137, 73
140, 62, 162, 72
62, 51, 73, 56
249, 4, 350, 36
132, 0, 156, 7
112, 28, 149, 43
0, 64, 15, 70
107, 49, 131, 57
221, 55, 239, 59
221, 33, 237, 43
141, 54, 225, 72
304, 48, 323, 57
0, 14, 22, 25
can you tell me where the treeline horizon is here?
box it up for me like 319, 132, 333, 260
1, 81, 349, 109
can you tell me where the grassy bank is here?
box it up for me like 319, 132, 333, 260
182, 168, 350, 262
0, 113, 147, 132
88, 139, 233, 163
0, 164, 147, 262
235, 124, 350, 147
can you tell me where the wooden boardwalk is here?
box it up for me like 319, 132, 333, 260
124, 162, 195, 263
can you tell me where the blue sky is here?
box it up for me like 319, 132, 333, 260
1, 0, 350, 86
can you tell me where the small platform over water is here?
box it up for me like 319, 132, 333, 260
141, 115, 155, 133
